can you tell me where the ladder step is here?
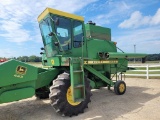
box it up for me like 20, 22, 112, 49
74, 84, 84, 88
73, 70, 83, 73
70, 57, 85, 102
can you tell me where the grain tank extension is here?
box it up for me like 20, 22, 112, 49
0, 8, 146, 117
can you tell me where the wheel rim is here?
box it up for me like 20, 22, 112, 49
119, 83, 125, 93
66, 86, 81, 106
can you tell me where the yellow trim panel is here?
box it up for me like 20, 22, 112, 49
61, 60, 118, 66
84, 60, 118, 65
38, 8, 84, 22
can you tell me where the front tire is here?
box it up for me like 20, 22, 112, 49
35, 87, 49, 99
49, 72, 92, 116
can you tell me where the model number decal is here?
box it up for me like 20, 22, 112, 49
14, 74, 23, 78
84, 60, 118, 64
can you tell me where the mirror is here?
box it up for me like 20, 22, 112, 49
41, 47, 44, 50
40, 52, 44, 55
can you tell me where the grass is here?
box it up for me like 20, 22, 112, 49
27, 62, 42, 67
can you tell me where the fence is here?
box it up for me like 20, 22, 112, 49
126, 64, 160, 79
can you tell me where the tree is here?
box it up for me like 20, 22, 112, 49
16, 56, 41, 62
29, 55, 42, 62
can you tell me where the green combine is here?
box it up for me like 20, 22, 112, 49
0, 8, 146, 116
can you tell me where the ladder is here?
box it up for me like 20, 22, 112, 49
70, 57, 85, 102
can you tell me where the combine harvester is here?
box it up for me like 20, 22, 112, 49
0, 8, 146, 116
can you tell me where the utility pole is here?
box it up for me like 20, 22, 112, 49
134, 44, 136, 63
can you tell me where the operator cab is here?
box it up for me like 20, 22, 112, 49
38, 8, 85, 57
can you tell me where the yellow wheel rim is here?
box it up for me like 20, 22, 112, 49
66, 87, 81, 106
119, 83, 125, 93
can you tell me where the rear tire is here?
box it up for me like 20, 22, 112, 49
49, 72, 92, 116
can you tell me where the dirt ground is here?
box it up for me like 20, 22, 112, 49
0, 78, 160, 120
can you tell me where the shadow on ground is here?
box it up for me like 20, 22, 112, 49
0, 85, 160, 120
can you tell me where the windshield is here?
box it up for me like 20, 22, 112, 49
53, 16, 72, 50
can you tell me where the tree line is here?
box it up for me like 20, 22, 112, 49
0, 55, 42, 62
128, 54, 160, 62
16, 56, 42, 62
145, 54, 160, 61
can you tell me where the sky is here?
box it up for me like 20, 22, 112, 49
0, 0, 160, 58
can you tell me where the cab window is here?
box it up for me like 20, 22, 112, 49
53, 16, 72, 51
73, 21, 84, 48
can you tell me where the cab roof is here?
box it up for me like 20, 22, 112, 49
37, 8, 84, 22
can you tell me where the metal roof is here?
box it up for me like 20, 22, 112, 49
37, 8, 84, 22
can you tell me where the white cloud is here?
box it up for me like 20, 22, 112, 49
113, 26, 160, 54
119, 8, 160, 28
0, 0, 97, 43
46, 0, 98, 13
87, 1, 138, 25
0, 48, 17, 58
151, 8, 160, 25
0, 20, 30, 42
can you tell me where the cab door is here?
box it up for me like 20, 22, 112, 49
40, 18, 57, 57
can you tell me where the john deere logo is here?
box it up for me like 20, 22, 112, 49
51, 59, 55, 65
16, 66, 27, 75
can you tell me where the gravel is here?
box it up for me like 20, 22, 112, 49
0, 78, 160, 120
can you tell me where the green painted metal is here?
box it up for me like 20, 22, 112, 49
0, 80, 35, 104
36, 68, 60, 89
85, 24, 111, 41
0, 87, 34, 103
89, 79, 106, 89
84, 65, 114, 86
0, 59, 60, 104
0, 59, 37, 103
61, 57, 70, 66
70, 58, 85, 102
0, 59, 37, 88
89, 79, 96, 88
95, 81, 107, 88
107, 52, 147, 59
47, 57, 61, 66
87, 40, 117, 59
